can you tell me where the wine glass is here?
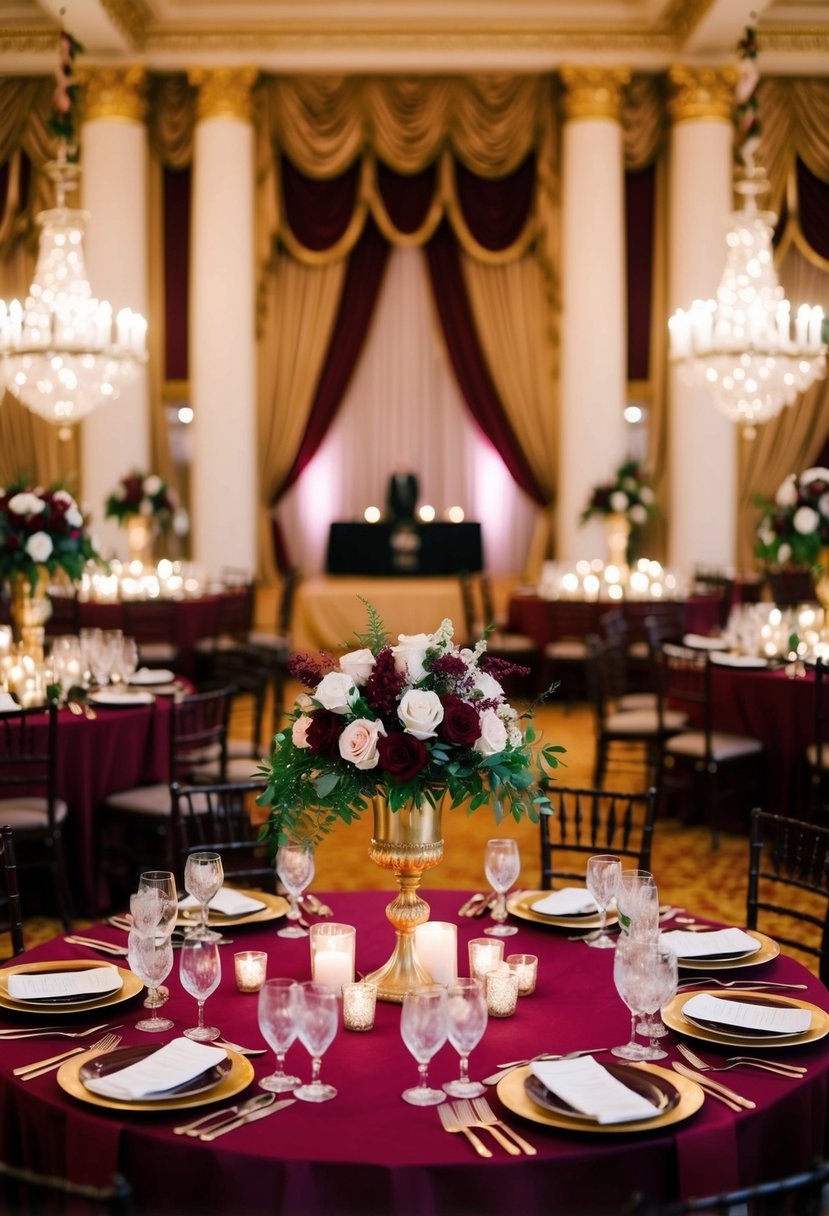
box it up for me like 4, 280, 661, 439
113, 636, 138, 685
616, 869, 659, 940
276, 845, 315, 939
585, 854, 622, 949
128, 930, 174, 1032
137, 870, 178, 1008
400, 984, 448, 1106
257, 978, 302, 1093
184, 851, 224, 938
443, 978, 487, 1098
483, 838, 520, 937
179, 935, 222, 1041
611, 937, 652, 1061
636, 946, 678, 1061
293, 981, 338, 1103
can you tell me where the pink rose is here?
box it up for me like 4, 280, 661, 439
338, 718, 386, 770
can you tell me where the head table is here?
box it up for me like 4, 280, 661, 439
1, 890, 827, 1216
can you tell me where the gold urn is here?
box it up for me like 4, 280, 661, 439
8, 566, 51, 661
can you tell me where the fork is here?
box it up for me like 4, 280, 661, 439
452, 1100, 520, 1155
677, 1042, 806, 1077
214, 1037, 267, 1057
437, 1102, 492, 1157
65, 936, 129, 957
676, 978, 808, 992
0, 1021, 119, 1041
469, 1097, 537, 1155
15, 1032, 122, 1080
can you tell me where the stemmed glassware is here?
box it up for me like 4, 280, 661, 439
293, 981, 338, 1103
400, 984, 448, 1106
257, 978, 301, 1093
483, 838, 520, 938
636, 946, 678, 1061
443, 978, 487, 1098
127, 887, 175, 1032
616, 869, 659, 940
179, 936, 222, 1041
585, 854, 622, 949
137, 869, 178, 1011
611, 936, 655, 1061
184, 851, 224, 939
113, 636, 138, 685
276, 845, 315, 939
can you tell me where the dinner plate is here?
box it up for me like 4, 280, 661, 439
497, 1063, 704, 1134
709, 652, 768, 669
506, 889, 618, 932
88, 689, 156, 708
128, 668, 176, 686
682, 634, 731, 651
0, 960, 143, 1015
524, 1061, 681, 1122
676, 930, 778, 971
175, 888, 289, 930
59, 1046, 254, 1113
79, 1043, 232, 1101
662, 989, 829, 1049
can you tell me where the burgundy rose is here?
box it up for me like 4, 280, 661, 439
377, 732, 428, 781
305, 709, 344, 759
438, 695, 480, 747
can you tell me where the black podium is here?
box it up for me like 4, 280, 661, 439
325, 522, 483, 576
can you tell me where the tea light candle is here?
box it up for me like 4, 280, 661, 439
506, 953, 538, 996
234, 951, 267, 993
342, 981, 377, 1031
485, 964, 519, 1017
310, 922, 356, 993
468, 937, 504, 983
414, 921, 457, 986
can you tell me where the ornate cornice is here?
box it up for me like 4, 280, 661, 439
660, 0, 717, 44
188, 67, 259, 123
560, 67, 631, 121
99, 0, 153, 51
0, 28, 58, 55
77, 66, 148, 123
667, 65, 736, 123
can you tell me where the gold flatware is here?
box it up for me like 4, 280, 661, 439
67, 701, 84, 717
107, 915, 132, 931
452, 1100, 520, 1155
174, 1093, 275, 1136
469, 1097, 537, 1155
214, 1037, 267, 1057
199, 1098, 296, 1140
677, 1042, 805, 1077
676, 978, 808, 992
0, 1022, 119, 1041
16, 1032, 121, 1080
437, 1102, 492, 1157
671, 1061, 754, 1110
457, 893, 487, 917
495, 1047, 606, 1071
65, 936, 129, 957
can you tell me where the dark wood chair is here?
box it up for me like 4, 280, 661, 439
538, 784, 657, 890
629, 1157, 829, 1216
201, 646, 272, 781
0, 825, 24, 958
541, 600, 599, 703
171, 778, 273, 890
121, 599, 180, 669
747, 808, 829, 985
805, 657, 829, 816
45, 587, 80, 637
246, 567, 299, 732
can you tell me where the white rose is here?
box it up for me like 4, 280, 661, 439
794, 506, 819, 535
339, 648, 375, 687
314, 671, 357, 714
52, 489, 73, 506
800, 467, 829, 486
473, 708, 508, 758
778, 543, 792, 565
139, 500, 153, 517
292, 715, 313, 749
25, 532, 53, 563
338, 718, 386, 770
398, 689, 444, 740
629, 504, 648, 526
8, 492, 45, 516
65, 506, 83, 528
143, 475, 162, 496
775, 476, 798, 508
391, 632, 434, 683
639, 486, 654, 505
609, 491, 629, 513
472, 669, 504, 703
758, 523, 775, 546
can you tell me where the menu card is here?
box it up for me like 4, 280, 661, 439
531, 888, 597, 917
83, 1038, 228, 1101
531, 1056, 659, 1124
683, 993, 812, 1035
8, 966, 123, 1001
179, 888, 266, 916
659, 928, 761, 959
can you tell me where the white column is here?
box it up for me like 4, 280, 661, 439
79, 68, 149, 559
667, 67, 736, 571
189, 68, 258, 576
558, 68, 630, 561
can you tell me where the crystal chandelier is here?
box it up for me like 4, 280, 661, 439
668, 28, 826, 440
0, 31, 147, 439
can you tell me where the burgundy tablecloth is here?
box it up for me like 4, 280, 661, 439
1, 891, 827, 1215
508, 595, 723, 649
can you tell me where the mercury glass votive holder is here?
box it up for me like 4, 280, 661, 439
234, 951, 268, 993
506, 953, 538, 996
485, 965, 519, 1018
468, 937, 504, 984
342, 981, 378, 1031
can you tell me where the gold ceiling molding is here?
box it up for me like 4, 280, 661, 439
560, 66, 631, 121
758, 28, 829, 52
659, 0, 717, 44
0, 29, 58, 54
99, 0, 152, 50
77, 66, 148, 124
667, 65, 735, 123
189, 67, 259, 123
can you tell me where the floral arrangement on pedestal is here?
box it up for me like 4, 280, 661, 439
580, 459, 657, 529
754, 468, 829, 568
105, 471, 176, 530
0, 481, 100, 584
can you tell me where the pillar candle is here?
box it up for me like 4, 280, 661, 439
414, 922, 457, 986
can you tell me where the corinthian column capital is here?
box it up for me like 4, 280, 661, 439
560, 67, 631, 122
188, 67, 258, 123
667, 66, 736, 124
77, 67, 147, 124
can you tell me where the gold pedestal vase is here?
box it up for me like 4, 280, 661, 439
365, 792, 446, 1003
8, 566, 51, 661
126, 514, 154, 565
815, 549, 829, 614
605, 512, 631, 570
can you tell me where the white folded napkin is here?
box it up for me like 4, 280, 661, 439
683, 993, 812, 1035
179, 887, 266, 916
8, 966, 123, 1001
128, 668, 176, 685
659, 927, 761, 959
531, 1056, 660, 1124
83, 1037, 228, 1101
683, 634, 729, 651
709, 652, 767, 668
531, 888, 597, 917
0, 692, 19, 713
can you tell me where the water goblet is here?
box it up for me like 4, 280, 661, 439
113, 636, 138, 685
616, 869, 659, 940
257, 978, 302, 1093
443, 978, 487, 1098
611, 936, 651, 1061
137, 870, 178, 1007
636, 946, 678, 1061
184, 851, 224, 938
585, 854, 622, 949
179, 935, 222, 1041
400, 984, 448, 1106
483, 838, 520, 937
276, 844, 315, 939
128, 931, 175, 1032
293, 981, 338, 1102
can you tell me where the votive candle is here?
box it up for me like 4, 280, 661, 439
506, 953, 538, 996
342, 981, 377, 1031
468, 937, 504, 983
310, 922, 356, 993
234, 951, 267, 993
414, 922, 457, 986
485, 964, 519, 1018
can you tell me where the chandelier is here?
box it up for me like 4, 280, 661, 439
668, 29, 826, 440
0, 30, 147, 439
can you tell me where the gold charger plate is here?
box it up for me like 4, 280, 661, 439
675, 930, 779, 972
176, 888, 289, 930
57, 1046, 254, 1113
496, 1062, 704, 1134
662, 989, 829, 1049
0, 960, 143, 1016
506, 890, 618, 933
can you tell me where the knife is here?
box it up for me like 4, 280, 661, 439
199, 1098, 296, 1140
671, 1062, 755, 1109
174, 1092, 275, 1136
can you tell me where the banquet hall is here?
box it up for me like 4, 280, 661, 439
0, 0, 829, 1213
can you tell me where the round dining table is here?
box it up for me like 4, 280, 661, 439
0, 890, 827, 1216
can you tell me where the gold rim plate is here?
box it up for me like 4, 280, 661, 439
176, 888, 289, 929
58, 1046, 254, 1112
662, 989, 829, 1049
506, 890, 618, 932
497, 1062, 704, 1134
676, 930, 779, 971
0, 960, 143, 1016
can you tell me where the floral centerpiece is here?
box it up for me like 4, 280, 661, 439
105, 471, 176, 530
580, 459, 657, 529
754, 468, 829, 568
